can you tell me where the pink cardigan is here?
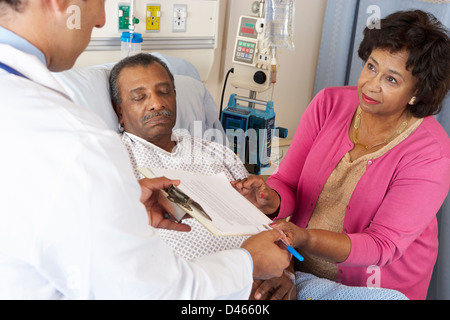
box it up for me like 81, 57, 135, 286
268, 87, 450, 300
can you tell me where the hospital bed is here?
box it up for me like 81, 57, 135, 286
52, 53, 225, 140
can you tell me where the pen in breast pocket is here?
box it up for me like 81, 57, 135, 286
263, 225, 304, 262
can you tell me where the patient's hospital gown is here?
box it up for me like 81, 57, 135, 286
121, 130, 250, 260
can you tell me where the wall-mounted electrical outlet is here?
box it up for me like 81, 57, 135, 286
173, 4, 187, 32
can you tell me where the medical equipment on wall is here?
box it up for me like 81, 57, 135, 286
221, 0, 294, 175
121, 32, 143, 58
81, 1, 219, 81
120, 0, 143, 58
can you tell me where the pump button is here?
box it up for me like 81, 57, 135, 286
254, 71, 267, 84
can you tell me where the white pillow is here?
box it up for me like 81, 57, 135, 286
51, 54, 224, 142
172, 74, 225, 142
52, 64, 118, 131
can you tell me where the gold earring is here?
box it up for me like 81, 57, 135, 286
409, 96, 417, 105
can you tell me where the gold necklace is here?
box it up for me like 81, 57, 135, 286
352, 106, 411, 150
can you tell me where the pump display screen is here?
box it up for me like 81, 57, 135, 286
240, 26, 255, 36
238, 17, 258, 39
234, 17, 258, 65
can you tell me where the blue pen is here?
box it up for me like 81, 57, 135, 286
263, 225, 304, 262
285, 244, 304, 262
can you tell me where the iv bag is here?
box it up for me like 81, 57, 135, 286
264, 0, 295, 49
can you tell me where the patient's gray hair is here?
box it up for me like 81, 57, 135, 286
109, 53, 175, 114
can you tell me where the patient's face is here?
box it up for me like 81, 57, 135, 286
117, 63, 177, 145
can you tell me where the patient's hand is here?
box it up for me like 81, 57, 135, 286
250, 270, 297, 300
139, 178, 191, 232
231, 176, 280, 215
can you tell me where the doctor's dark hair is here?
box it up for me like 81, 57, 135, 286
0, 0, 27, 11
358, 10, 450, 118
109, 53, 175, 113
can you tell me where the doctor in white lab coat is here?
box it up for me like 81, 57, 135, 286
0, 0, 289, 299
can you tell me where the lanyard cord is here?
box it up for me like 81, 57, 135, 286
0, 61, 71, 101
0, 62, 28, 79
0, 61, 75, 102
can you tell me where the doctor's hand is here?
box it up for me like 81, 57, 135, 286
241, 230, 291, 280
139, 178, 191, 232
231, 176, 280, 215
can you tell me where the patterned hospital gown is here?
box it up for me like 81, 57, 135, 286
121, 130, 250, 260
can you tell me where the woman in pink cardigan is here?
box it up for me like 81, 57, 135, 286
234, 10, 450, 300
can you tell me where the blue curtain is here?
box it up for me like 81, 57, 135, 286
430, 104, 450, 300
314, 0, 450, 300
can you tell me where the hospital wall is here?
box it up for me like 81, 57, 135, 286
77, 0, 328, 141
207, 0, 327, 140
78, 0, 221, 79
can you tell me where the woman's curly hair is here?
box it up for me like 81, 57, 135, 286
358, 10, 450, 118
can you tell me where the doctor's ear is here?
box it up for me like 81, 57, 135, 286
43, 0, 72, 14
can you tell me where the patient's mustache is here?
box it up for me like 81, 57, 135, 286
142, 109, 174, 123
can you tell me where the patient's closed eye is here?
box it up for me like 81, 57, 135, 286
157, 84, 173, 95
132, 94, 145, 101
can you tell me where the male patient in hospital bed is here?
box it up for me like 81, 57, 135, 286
107, 53, 298, 300
109, 53, 250, 260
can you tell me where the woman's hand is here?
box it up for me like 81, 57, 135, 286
270, 220, 351, 264
231, 176, 281, 215
269, 220, 307, 248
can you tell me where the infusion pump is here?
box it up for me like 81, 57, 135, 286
231, 16, 276, 92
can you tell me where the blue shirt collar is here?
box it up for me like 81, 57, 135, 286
0, 26, 47, 66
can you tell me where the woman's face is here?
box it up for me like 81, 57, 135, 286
357, 48, 418, 118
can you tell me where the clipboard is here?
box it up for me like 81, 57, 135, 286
138, 167, 273, 237
138, 167, 305, 262
138, 168, 214, 226
163, 184, 213, 222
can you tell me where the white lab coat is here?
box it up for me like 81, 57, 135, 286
0, 44, 253, 299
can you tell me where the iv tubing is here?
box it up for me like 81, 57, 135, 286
271, 49, 277, 84
259, 0, 265, 18
129, 0, 136, 34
